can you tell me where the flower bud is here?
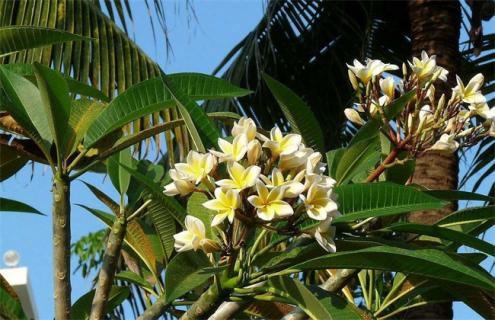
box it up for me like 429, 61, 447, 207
200, 239, 221, 253
348, 69, 359, 90
344, 108, 364, 125
402, 62, 408, 78
247, 139, 262, 165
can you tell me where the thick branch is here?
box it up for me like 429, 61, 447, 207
179, 285, 220, 320
52, 175, 71, 320
137, 296, 169, 320
89, 216, 127, 320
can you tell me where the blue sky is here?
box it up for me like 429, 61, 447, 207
0, 1, 492, 319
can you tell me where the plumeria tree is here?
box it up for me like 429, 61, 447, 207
1, 28, 494, 320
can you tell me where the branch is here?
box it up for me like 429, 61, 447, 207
137, 296, 169, 320
179, 285, 220, 320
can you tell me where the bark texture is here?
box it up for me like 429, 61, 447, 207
52, 175, 71, 320
407, 0, 461, 318
90, 216, 127, 320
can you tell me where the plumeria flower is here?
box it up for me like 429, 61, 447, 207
429, 133, 460, 153
203, 188, 241, 226
173, 215, 217, 253
260, 168, 305, 198
232, 117, 257, 141
418, 105, 434, 131
309, 214, 339, 252
216, 162, 261, 190
408, 51, 448, 82
380, 76, 395, 100
469, 102, 490, 117
174, 151, 216, 184
278, 145, 314, 172
453, 73, 486, 104
262, 127, 302, 158
210, 134, 248, 162
301, 184, 338, 221
163, 169, 196, 196
247, 139, 262, 165
344, 108, 364, 125
347, 59, 398, 84
248, 181, 293, 221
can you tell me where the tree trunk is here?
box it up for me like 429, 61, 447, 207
407, 0, 461, 318
52, 174, 71, 320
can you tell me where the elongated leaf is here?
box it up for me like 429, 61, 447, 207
424, 190, 495, 203
70, 285, 129, 319
84, 74, 249, 149
268, 276, 334, 320
333, 182, 447, 223
33, 63, 71, 158
289, 246, 495, 291
311, 286, 365, 320
0, 144, 28, 181
115, 271, 153, 292
0, 26, 89, 57
165, 251, 212, 303
65, 99, 106, 156
2, 63, 109, 102
382, 223, 495, 256
107, 148, 132, 196
0, 197, 44, 215
334, 137, 380, 185
0, 65, 52, 155
263, 73, 325, 151
436, 206, 495, 228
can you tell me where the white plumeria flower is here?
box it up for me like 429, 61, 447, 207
247, 139, 262, 165
247, 181, 293, 221
301, 184, 338, 221
429, 134, 460, 153
408, 51, 448, 82
418, 105, 434, 130
210, 134, 248, 162
344, 108, 364, 125
489, 122, 495, 138
163, 169, 196, 196
306, 152, 326, 176
279, 145, 314, 171
380, 76, 395, 99
173, 215, 208, 252
216, 162, 261, 190
453, 73, 486, 104
469, 103, 490, 117
232, 117, 257, 141
347, 59, 398, 84
260, 168, 305, 198
203, 188, 241, 226
309, 214, 340, 252
174, 151, 216, 184
262, 127, 302, 157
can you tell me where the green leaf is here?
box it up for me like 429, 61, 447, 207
0, 26, 89, 57
84, 74, 249, 149
0, 273, 28, 320
436, 206, 495, 229
33, 63, 71, 159
107, 148, 132, 196
165, 251, 212, 303
1, 63, 109, 102
65, 99, 106, 156
326, 147, 345, 179
115, 271, 153, 292
70, 286, 129, 320
262, 73, 325, 151
333, 182, 447, 223
0, 144, 28, 181
268, 276, 334, 320
334, 137, 380, 185
311, 286, 366, 320
0, 65, 52, 156
187, 193, 216, 239
0, 197, 44, 215
289, 246, 495, 291
382, 223, 495, 256
423, 190, 495, 203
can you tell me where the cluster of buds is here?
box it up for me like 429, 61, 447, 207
345, 51, 494, 155
165, 117, 339, 255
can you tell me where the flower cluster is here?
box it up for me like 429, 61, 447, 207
345, 51, 494, 155
165, 117, 339, 254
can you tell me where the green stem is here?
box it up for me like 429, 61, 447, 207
89, 215, 127, 320
52, 174, 71, 320
137, 296, 170, 320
